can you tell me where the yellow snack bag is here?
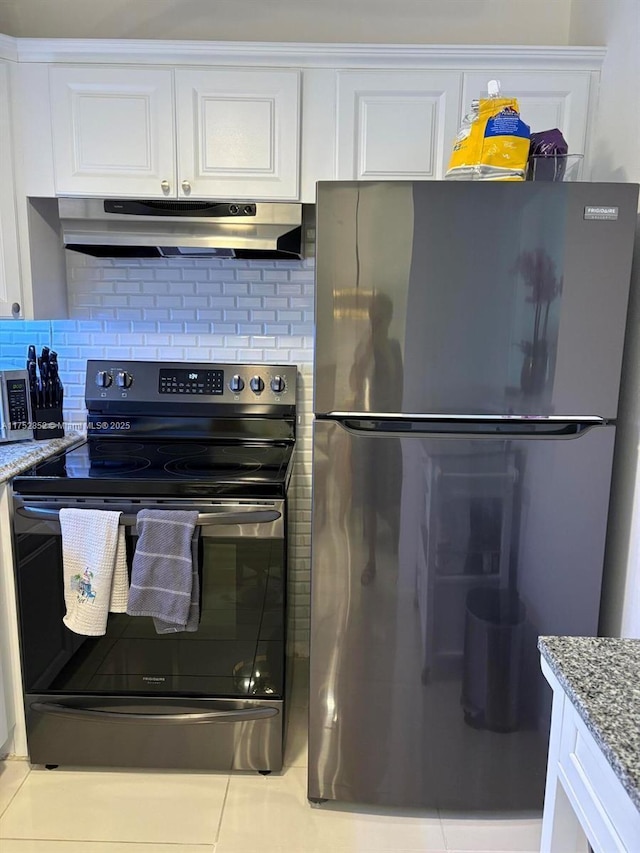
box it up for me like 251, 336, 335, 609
446, 84, 531, 181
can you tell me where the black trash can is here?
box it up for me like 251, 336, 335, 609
461, 587, 526, 733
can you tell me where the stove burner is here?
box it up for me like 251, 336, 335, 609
156, 444, 208, 458
164, 456, 262, 478
89, 456, 152, 476
219, 446, 256, 457
94, 442, 145, 454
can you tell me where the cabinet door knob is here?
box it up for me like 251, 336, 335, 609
161, 180, 170, 192
181, 180, 191, 193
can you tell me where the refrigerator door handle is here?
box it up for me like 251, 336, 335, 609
329, 415, 606, 439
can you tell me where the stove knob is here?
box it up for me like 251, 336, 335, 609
115, 371, 133, 389
250, 375, 265, 394
95, 370, 112, 388
270, 375, 286, 393
229, 374, 245, 393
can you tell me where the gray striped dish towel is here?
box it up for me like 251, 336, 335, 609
127, 509, 200, 634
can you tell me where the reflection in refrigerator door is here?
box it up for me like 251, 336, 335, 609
461, 586, 526, 733
417, 448, 518, 682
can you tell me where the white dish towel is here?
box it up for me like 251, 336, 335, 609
59, 508, 129, 636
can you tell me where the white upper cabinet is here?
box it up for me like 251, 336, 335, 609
49, 65, 300, 200
462, 72, 593, 164
175, 69, 300, 199
50, 66, 175, 198
336, 71, 462, 181
35, 55, 598, 203
0, 61, 22, 319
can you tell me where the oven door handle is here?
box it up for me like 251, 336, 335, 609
30, 701, 279, 724
193, 509, 281, 527
16, 507, 281, 526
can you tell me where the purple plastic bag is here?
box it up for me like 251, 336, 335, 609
528, 128, 569, 181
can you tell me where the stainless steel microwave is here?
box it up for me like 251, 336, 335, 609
0, 368, 33, 443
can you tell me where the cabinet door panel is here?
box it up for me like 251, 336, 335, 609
50, 66, 175, 197
462, 72, 592, 170
336, 71, 462, 180
0, 62, 21, 318
176, 69, 300, 199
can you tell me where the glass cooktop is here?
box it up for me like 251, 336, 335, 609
12, 439, 295, 498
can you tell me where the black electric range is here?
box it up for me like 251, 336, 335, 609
10, 359, 298, 774
12, 359, 297, 499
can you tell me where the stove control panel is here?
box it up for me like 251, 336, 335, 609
87, 360, 297, 408
158, 368, 224, 396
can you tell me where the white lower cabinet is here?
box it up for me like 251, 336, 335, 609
541, 657, 640, 852
336, 70, 462, 180
0, 482, 27, 757
0, 655, 8, 751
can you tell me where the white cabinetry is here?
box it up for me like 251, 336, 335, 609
0, 482, 27, 757
50, 65, 300, 200
0, 60, 22, 319
2, 61, 67, 320
336, 70, 462, 180
30, 50, 602, 203
176, 69, 299, 199
540, 656, 640, 853
50, 66, 174, 198
335, 68, 594, 183
0, 655, 8, 751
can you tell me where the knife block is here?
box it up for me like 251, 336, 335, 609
33, 406, 64, 440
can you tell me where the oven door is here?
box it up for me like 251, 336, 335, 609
11, 495, 286, 771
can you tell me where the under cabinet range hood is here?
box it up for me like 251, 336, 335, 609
58, 198, 305, 260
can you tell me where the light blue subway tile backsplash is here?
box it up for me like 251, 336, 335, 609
0, 253, 316, 655
0, 252, 316, 426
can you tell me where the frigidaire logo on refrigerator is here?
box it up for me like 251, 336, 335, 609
584, 206, 619, 220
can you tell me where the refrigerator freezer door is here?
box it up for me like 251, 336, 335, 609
314, 181, 638, 419
308, 418, 615, 809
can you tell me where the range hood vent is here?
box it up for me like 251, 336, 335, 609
59, 198, 305, 260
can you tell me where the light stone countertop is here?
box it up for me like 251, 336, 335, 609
0, 433, 84, 484
538, 635, 640, 813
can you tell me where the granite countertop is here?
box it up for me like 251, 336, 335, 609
0, 432, 84, 483
539, 635, 640, 813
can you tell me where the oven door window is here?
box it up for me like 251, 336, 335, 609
13, 526, 285, 699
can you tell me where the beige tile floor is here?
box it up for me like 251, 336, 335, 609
0, 665, 542, 853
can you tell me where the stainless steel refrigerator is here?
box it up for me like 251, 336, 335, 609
308, 180, 639, 811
